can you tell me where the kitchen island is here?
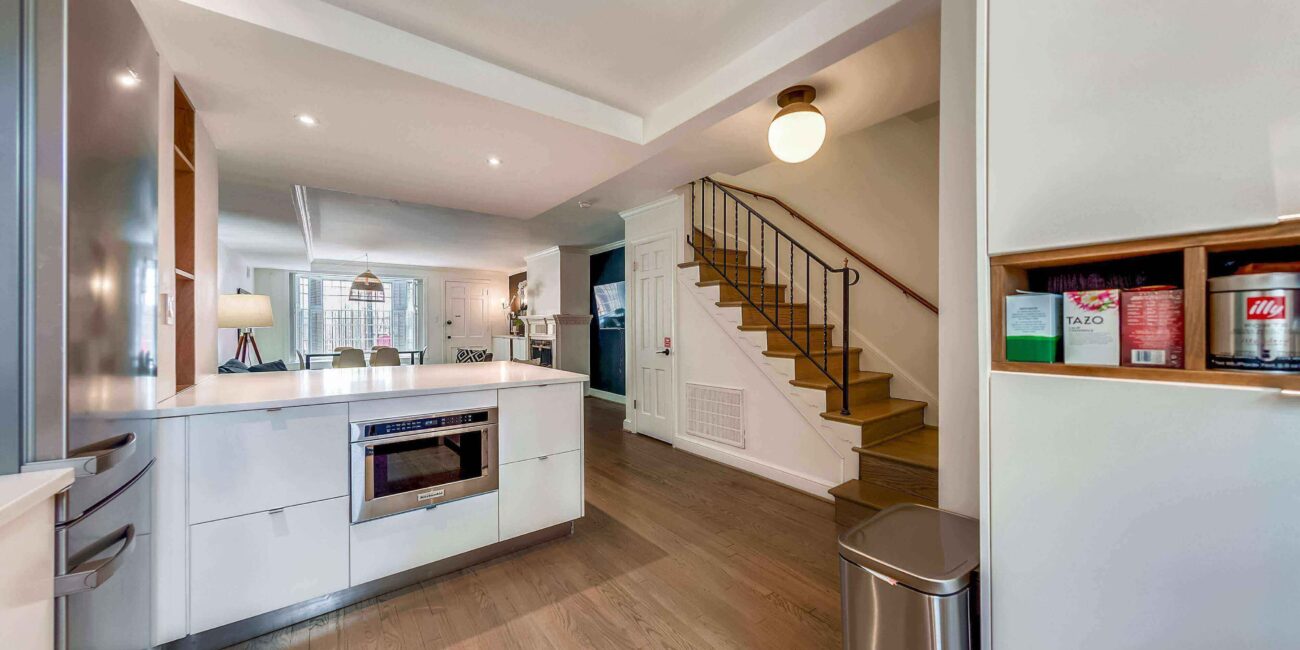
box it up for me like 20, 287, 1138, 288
151, 362, 588, 649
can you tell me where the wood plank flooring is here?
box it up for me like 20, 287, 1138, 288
230, 398, 842, 649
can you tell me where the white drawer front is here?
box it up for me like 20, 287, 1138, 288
189, 497, 348, 634
498, 383, 583, 464
188, 403, 348, 524
350, 492, 499, 586
499, 449, 583, 541
348, 390, 496, 423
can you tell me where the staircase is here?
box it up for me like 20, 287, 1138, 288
682, 178, 938, 527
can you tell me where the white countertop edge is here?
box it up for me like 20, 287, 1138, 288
151, 363, 589, 418
0, 468, 73, 530
153, 376, 587, 418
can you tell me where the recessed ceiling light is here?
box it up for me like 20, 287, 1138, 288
487, 156, 502, 167
295, 114, 319, 127
116, 68, 141, 88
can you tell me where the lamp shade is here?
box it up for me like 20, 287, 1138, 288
217, 294, 274, 329
768, 85, 826, 164
349, 270, 386, 302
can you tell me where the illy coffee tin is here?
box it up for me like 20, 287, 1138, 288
1208, 272, 1300, 371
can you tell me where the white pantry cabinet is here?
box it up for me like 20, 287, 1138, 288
188, 403, 348, 524
987, 1, 1300, 254
988, 372, 1300, 649
189, 496, 349, 634
498, 383, 583, 464
499, 449, 584, 541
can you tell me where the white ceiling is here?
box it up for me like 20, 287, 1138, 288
133, 0, 940, 270
316, 0, 827, 115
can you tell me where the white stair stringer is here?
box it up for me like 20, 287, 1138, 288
680, 266, 861, 483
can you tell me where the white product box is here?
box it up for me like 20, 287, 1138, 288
1064, 289, 1121, 366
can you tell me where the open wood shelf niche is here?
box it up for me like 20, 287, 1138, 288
991, 220, 1300, 391
174, 80, 197, 391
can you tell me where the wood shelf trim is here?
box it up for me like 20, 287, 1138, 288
173, 145, 194, 173
992, 361, 1300, 391
175, 268, 195, 280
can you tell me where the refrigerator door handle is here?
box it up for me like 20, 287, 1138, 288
54, 524, 135, 597
24, 432, 137, 478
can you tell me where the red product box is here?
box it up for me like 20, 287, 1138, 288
1121, 287, 1184, 368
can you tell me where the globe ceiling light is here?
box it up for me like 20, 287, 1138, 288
767, 85, 826, 163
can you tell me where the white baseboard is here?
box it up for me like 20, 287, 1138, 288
586, 387, 627, 405
673, 435, 836, 502
622, 419, 634, 432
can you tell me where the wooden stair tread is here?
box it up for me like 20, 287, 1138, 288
696, 279, 785, 289
790, 371, 891, 389
678, 260, 764, 271
738, 323, 834, 332
856, 426, 938, 470
762, 346, 861, 359
829, 479, 936, 511
715, 300, 804, 309
820, 398, 926, 425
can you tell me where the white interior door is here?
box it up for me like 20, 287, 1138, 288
444, 281, 491, 360
632, 236, 674, 443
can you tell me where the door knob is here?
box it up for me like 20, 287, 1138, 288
446, 320, 452, 325
656, 349, 671, 356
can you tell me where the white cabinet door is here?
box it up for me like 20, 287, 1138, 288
349, 492, 498, 586
499, 449, 583, 541
988, 1, 1300, 254
189, 497, 349, 634
188, 404, 348, 524
989, 372, 1300, 649
498, 383, 583, 464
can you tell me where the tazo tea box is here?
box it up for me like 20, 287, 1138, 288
1121, 287, 1184, 368
1064, 289, 1120, 366
1005, 292, 1062, 363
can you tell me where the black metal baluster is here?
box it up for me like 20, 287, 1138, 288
841, 261, 851, 415
823, 266, 829, 375
722, 194, 728, 281
711, 182, 716, 265
774, 234, 779, 328
747, 208, 753, 298
759, 223, 766, 307
733, 197, 740, 289
789, 240, 795, 335
805, 253, 811, 362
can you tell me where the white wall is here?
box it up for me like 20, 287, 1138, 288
215, 243, 254, 363
253, 261, 509, 367
938, 0, 979, 518
713, 111, 941, 422
623, 194, 847, 497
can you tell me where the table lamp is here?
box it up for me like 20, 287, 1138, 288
218, 293, 274, 364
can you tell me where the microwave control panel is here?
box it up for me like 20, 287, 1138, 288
360, 409, 492, 439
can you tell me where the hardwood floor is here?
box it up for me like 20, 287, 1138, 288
231, 397, 843, 649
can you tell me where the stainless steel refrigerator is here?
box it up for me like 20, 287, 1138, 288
11, 0, 160, 648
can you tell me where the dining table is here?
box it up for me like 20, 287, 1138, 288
298, 349, 426, 370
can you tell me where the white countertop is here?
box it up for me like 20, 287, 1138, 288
0, 469, 73, 530
154, 362, 587, 417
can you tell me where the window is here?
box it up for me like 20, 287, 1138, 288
291, 273, 424, 353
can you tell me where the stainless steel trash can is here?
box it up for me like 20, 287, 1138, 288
839, 504, 979, 650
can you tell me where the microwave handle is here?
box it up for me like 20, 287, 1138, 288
54, 524, 135, 597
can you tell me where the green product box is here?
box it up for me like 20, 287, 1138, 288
1005, 292, 1062, 363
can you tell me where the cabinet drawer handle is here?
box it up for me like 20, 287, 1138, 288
267, 508, 285, 515
538, 455, 549, 460
265, 407, 283, 412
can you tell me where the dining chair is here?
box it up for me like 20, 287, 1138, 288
295, 350, 306, 370
370, 346, 400, 367
334, 348, 367, 368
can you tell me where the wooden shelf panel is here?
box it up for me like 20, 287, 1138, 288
993, 361, 1300, 391
173, 145, 194, 173
992, 220, 1300, 391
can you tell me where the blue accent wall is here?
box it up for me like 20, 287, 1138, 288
589, 247, 625, 395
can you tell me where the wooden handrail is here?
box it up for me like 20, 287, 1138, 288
705, 177, 939, 314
